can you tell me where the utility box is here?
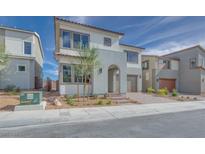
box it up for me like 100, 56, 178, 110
20, 91, 42, 105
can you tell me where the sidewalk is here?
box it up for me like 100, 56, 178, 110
1, 101, 205, 129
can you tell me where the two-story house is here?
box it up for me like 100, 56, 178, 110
163, 45, 205, 94
54, 17, 144, 96
0, 26, 44, 90
142, 55, 179, 92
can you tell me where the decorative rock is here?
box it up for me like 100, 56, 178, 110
54, 98, 62, 106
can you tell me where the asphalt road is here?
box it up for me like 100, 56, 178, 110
1, 109, 205, 138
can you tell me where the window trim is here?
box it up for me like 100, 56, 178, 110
61, 30, 71, 49
23, 41, 32, 55
17, 65, 26, 72
104, 37, 112, 47
60, 29, 90, 50
142, 60, 149, 70
190, 57, 197, 69
62, 64, 72, 83
126, 51, 139, 64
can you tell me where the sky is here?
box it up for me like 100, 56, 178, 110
0, 16, 205, 80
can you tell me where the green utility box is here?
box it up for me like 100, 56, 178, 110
20, 91, 42, 105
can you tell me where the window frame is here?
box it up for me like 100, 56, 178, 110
142, 61, 149, 70
104, 37, 112, 47
61, 30, 71, 48
190, 57, 197, 69
23, 41, 32, 55
17, 65, 26, 72
60, 29, 90, 50
127, 51, 139, 64
62, 65, 72, 83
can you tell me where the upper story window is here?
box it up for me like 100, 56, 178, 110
190, 58, 197, 69
142, 61, 149, 69
104, 37, 112, 47
62, 31, 71, 48
61, 29, 90, 50
127, 51, 139, 63
159, 60, 170, 69
24, 41, 32, 55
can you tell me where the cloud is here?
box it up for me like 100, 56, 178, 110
143, 39, 205, 56
44, 69, 58, 76
138, 20, 205, 46
67, 16, 88, 24
44, 60, 58, 68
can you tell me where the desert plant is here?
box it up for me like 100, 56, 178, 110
97, 99, 103, 105
65, 95, 75, 105
172, 89, 178, 97
157, 88, 168, 96
147, 87, 155, 94
4, 85, 16, 92
106, 99, 112, 105
77, 47, 100, 102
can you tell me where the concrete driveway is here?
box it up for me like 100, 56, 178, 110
127, 92, 177, 104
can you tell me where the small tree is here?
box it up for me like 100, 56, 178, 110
78, 47, 100, 101
73, 64, 83, 102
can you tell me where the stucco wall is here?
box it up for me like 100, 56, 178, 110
165, 47, 202, 94
58, 21, 122, 52
0, 58, 35, 89
93, 49, 127, 94
152, 69, 179, 90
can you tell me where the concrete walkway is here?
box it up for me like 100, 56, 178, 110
1, 101, 205, 128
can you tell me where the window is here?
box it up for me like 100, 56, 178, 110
18, 65, 26, 72
104, 37, 111, 47
63, 65, 72, 82
127, 51, 139, 63
73, 33, 81, 49
24, 42, 32, 55
81, 35, 89, 48
62, 31, 71, 48
73, 33, 89, 49
190, 58, 197, 69
142, 61, 149, 69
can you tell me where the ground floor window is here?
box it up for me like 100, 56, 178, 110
63, 65, 71, 82
62, 64, 91, 84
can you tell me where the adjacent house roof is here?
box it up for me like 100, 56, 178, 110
119, 43, 145, 50
162, 45, 205, 57
0, 25, 44, 58
142, 54, 180, 61
55, 17, 124, 36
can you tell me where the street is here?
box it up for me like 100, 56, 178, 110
1, 109, 205, 137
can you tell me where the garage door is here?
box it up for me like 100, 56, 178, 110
159, 78, 176, 92
127, 75, 137, 92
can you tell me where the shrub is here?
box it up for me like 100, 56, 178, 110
157, 88, 168, 96
4, 85, 16, 92
147, 87, 155, 94
65, 95, 75, 105
164, 87, 169, 95
106, 99, 112, 105
172, 89, 178, 97
97, 99, 103, 105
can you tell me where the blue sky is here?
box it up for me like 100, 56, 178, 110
0, 16, 205, 80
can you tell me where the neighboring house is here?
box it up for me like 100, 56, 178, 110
54, 17, 144, 96
142, 55, 179, 92
163, 45, 205, 94
0, 26, 44, 90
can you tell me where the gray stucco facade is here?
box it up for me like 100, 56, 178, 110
93, 49, 127, 94
164, 46, 205, 94
0, 57, 35, 89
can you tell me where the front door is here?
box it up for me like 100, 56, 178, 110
127, 75, 138, 92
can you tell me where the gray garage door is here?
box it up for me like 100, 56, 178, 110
127, 75, 137, 92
